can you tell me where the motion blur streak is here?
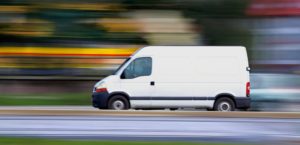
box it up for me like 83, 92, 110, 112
0, 47, 137, 56
0, 115, 299, 143
0, 46, 137, 77
0, 0, 299, 124
246, 0, 300, 16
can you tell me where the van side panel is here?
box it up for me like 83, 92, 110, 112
145, 46, 249, 108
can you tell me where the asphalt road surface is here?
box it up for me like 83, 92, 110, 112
0, 115, 299, 143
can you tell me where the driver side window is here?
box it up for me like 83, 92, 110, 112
121, 57, 152, 79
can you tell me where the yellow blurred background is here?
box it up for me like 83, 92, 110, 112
0, 0, 300, 78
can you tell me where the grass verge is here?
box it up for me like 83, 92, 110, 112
0, 137, 252, 145
0, 93, 90, 105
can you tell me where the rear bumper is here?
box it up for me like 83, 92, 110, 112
235, 97, 251, 109
92, 92, 110, 109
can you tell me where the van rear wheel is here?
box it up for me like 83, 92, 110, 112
108, 95, 129, 110
214, 97, 235, 112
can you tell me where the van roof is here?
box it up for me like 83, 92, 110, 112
133, 46, 247, 57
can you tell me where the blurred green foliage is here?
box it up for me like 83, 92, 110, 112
0, 0, 251, 45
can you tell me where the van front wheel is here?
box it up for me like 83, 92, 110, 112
108, 95, 129, 110
214, 97, 235, 112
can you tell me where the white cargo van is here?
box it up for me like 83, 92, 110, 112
92, 46, 251, 111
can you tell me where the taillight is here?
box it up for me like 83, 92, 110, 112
246, 82, 250, 97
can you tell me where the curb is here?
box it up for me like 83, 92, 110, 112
0, 109, 299, 118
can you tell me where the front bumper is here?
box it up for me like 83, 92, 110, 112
92, 92, 110, 109
235, 97, 251, 109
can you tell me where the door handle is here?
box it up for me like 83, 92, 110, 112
150, 81, 155, 86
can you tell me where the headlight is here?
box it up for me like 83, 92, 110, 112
94, 81, 107, 93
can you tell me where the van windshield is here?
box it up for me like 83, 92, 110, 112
113, 57, 131, 75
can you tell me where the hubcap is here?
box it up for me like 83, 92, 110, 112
218, 102, 231, 111
112, 100, 125, 110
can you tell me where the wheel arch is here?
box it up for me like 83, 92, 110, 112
108, 91, 131, 108
214, 93, 236, 106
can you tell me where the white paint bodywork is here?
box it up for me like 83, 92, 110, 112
95, 46, 250, 109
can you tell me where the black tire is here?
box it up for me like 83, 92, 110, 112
108, 95, 130, 110
213, 97, 235, 112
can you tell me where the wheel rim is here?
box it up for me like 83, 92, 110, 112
112, 100, 125, 110
218, 102, 231, 111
